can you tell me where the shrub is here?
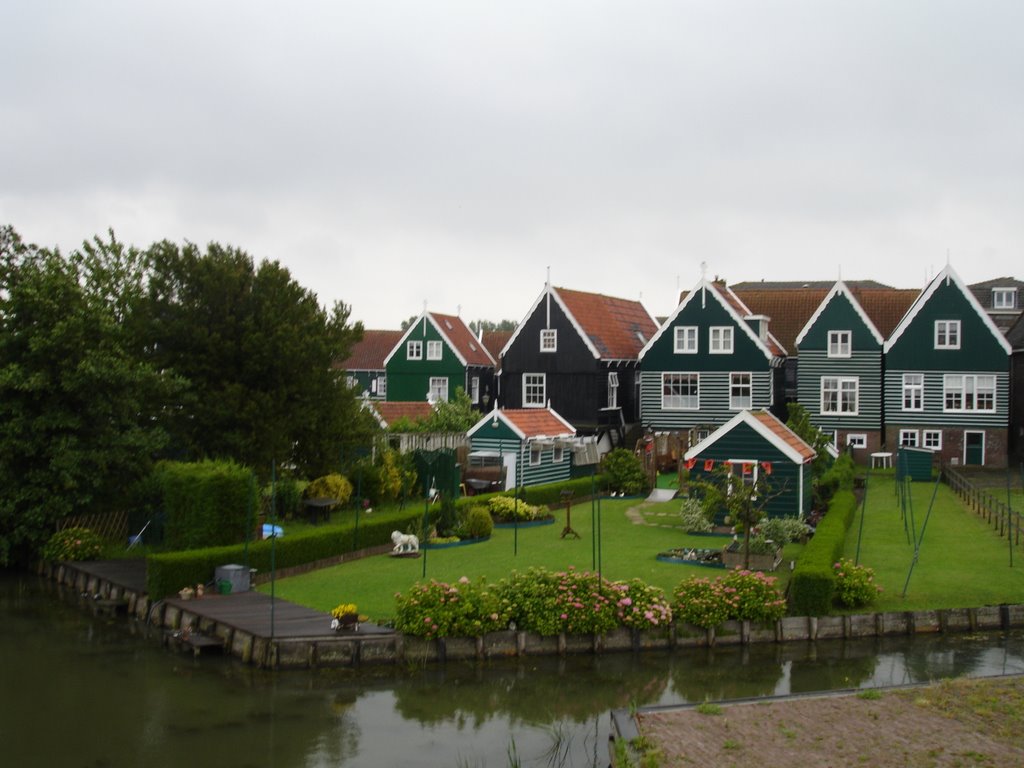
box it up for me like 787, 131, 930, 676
789, 489, 858, 615
610, 579, 673, 630
304, 474, 353, 506
673, 577, 731, 629
679, 498, 713, 532
394, 576, 512, 638
833, 558, 882, 608
601, 448, 648, 495
815, 453, 855, 506
268, 476, 304, 519
487, 495, 544, 522
460, 506, 493, 540
42, 527, 103, 562
754, 516, 809, 544
434, 494, 459, 536
157, 460, 256, 550
720, 568, 786, 624
497, 567, 619, 636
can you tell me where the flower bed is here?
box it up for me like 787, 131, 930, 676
657, 548, 725, 568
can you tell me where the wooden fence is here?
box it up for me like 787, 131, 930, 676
57, 509, 129, 543
943, 466, 1022, 545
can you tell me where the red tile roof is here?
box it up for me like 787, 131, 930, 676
500, 408, 576, 438
481, 330, 512, 367
429, 312, 496, 367
555, 287, 658, 360
750, 411, 817, 463
373, 401, 433, 428
340, 329, 403, 370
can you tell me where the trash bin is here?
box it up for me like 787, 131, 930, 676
214, 564, 250, 594
216, 579, 232, 595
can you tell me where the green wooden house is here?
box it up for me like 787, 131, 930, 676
883, 265, 1012, 467
384, 311, 497, 407
683, 409, 818, 519
467, 408, 577, 489
339, 329, 403, 400
794, 280, 885, 459
638, 277, 786, 445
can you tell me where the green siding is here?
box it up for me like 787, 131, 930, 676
884, 370, 1009, 427
386, 320, 466, 402
796, 351, 882, 431
639, 370, 773, 430
798, 292, 880, 351
469, 434, 572, 487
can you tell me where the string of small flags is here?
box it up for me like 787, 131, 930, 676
684, 459, 773, 475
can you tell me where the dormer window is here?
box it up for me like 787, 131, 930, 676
426, 340, 442, 360
993, 288, 1017, 310
934, 320, 960, 350
540, 329, 557, 352
828, 330, 852, 358
407, 340, 423, 360
709, 327, 733, 354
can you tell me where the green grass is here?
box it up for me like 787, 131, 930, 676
843, 474, 1024, 612
260, 494, 802, 622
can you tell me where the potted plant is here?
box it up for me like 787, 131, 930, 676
331, 602, 360, 631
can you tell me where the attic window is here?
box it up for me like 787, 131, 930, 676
993, 288, 1017, 309
709, 327, 733, 354
407, 340, 423, 360
540, 329, 557, 352
427, 340, 442, 360
934, 320, 960, 350
828, 330, 852, 358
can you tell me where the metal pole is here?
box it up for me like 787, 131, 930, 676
270, 461, 276, 644
1008, 466, 1014, 568
902, 469, 941, 597
855, 464, 870, 565
591, 467, 597, 570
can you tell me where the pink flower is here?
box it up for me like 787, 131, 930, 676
459, 576, 470, 584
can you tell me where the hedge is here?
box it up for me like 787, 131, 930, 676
147, 509, 422, 599
789, 489, 858, 616
454, 475, 605, 515
157, 460, 256, 551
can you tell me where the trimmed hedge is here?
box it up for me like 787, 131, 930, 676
455, 475, 604, 514
157, 460, 256, 550
789, 489, 858, 616
147, 508, 421, 599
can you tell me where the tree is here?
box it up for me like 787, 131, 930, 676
0, 227, 173, 565
785, 403, 834, 479
138, 239, 375, 477
468, 319, 517, 334
692, 464, 783, 570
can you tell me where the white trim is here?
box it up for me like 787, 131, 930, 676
902, 373, 924, 411
899, 429, 919, 448
820, 375, 859, 415
407, 340, 423, 360
709, 326, 734, 354
795, 280, 884, 348
522, 372, 546, 407
847, 434, 867, 449
683, 409, 816, 465
662, 371, 699, 410
467, 405, 577, 441
827, 330, 852, 358
922, 429, 942, 450
729, 371, 752, 410
426, 340, 443, 360
934, 319, 961, 350
428, 376, 448, 402
674, 326, 698, 354
540, 328, 557, 352
992, 287, 1017, 310
942, 373, 996, 413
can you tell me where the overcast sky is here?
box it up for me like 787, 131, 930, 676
2, 1, 1022, 328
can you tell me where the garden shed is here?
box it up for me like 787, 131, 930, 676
467, 407, 577, 490
897, 446, 934, 482
683, 409, 818, 519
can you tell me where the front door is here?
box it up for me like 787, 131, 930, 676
964, 431, 985, 466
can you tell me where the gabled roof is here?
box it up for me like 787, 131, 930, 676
501, 285, 658, 362
730, 279, 895, 291
468, 407, 576, 441
1007, 311, 1024, 351
643, 278, 785, 361
384, 311, 497, 368
794, 280, 884, 347
884, 265, 1013, 355
340, 329, 403, 371
683, 409, 817, 464
481, 329, 512, 368
371, 401, 434, 429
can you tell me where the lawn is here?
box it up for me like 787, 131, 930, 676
842, 472, 1024, 612
259, 493, 802, 622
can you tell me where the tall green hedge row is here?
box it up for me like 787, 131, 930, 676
157, 460, 256, 551
788, 489, 858, 616
147, 509, 422, 599
453, 475, 604, 515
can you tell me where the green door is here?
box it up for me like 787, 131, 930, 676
964, 431, 985, 466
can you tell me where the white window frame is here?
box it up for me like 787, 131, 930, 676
529, 445, 543, 466
934, 320, 961, 350
902, 373, 924, 411
426, 340, 443, 360
607, 371, 619, 409
943, 374, 996, 413
540, 329, 557, 352
730, 372, 752, 410
828, 330, 852, 358
923, 430, 942, 451
674, 326, 698, 354
407, 340, 423, 360
899, 429, 919, 448
377, 375, 387, 398
553, 446, 565, 463
428, 376, 448, 403
470, 376, 480, 405
523, 373, 546, 407
662, 372, 699, 410
821, 376, 859, 415
847, 434, 867, 449
709, 326, 734, 354
992, 288, 1017, 310
727, 459, 759, 497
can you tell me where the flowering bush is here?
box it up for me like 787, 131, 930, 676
610, 579, 673, 630
833, 558, 882, 608
679, 498, 713, 533
394, 577, 512, 638
720, 568, 787, 624
330, 603, 359, 619
673, 577, 731, 629
41, 527, 103, 561
497, 567, 618, 636
487, 496, 545, 522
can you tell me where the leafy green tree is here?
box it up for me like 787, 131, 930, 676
0, 227, 173, 565
601, 448, 649, 495
692, 464, 782, 569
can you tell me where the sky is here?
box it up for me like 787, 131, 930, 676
2, 1, 1022, 329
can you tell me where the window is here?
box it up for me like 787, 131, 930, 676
944, 374, 996, 412
730, 372, 752, 409
523, 373, 546, 407
934, 320, 960, 349
662, 373, 699, 410
470, 376, 480, 405
540, 329, 557, 352
377, 376, 387, 398
426, 340, 442, 360
553, 446, 564, 463
530, 445, 542, 466
847, 434, 867, 449
428, 377, 448, 403
899, 429, 919, 447
346, 375, 358, 389
993, 288, 1017, 309
828, 330, 852, 358
923, 430, 942, 450
607, 371, 619, 409
821, 376, 859, 415
727, 460, 758, 496
407, 340, 423, 360
902, 374, 924, 411
709, 327, 733, 354
674, 326, 698, 354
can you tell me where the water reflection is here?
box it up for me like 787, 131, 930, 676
4, 572, 1024, 768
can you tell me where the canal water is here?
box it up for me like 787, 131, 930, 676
4, 571, 1024, 768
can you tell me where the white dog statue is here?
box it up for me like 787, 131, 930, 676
391, 530, 419, 554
